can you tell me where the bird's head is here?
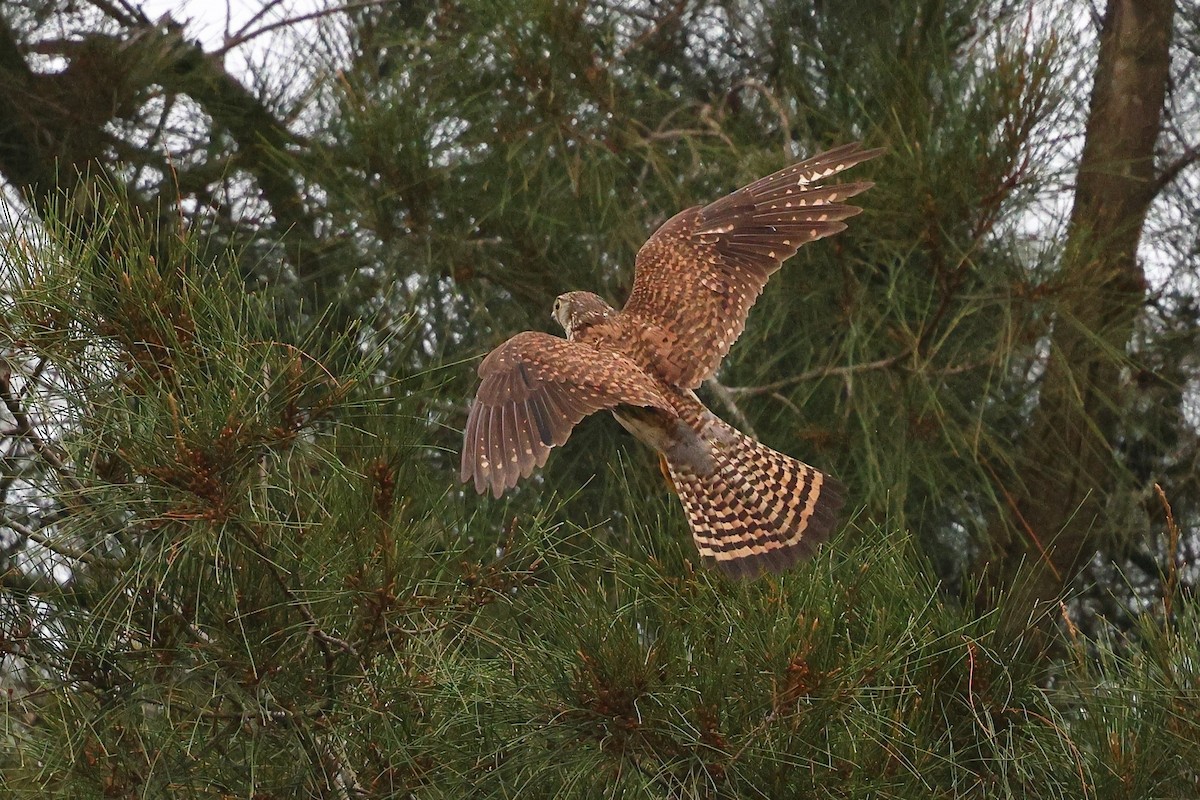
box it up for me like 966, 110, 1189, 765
552, 291, 614, 340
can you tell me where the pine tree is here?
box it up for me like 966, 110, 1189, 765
2, 1, 1199, 797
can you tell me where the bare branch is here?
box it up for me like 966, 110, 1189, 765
0, 369, 85, 496
0, 566, 61, 595
730, 78, 795, 159
85, 0, 146, 27
614, 0, 689, 63
215, 1, 392, 58
0, 510, 98, 566
1150, 143, 1200, 199
725, 350, 911, 399
704, 377, 757, 438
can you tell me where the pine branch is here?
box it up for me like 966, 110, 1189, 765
0, 368, 86, 496
237, 520, 367, 676
614, 0, 688, 62
703, 376, 757, 437
214, 1, 391, 57
1150, 142, 1200, 200
724, 349, 911, 399
0, 511, 99, 567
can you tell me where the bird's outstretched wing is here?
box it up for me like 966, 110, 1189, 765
616, 143, 882, 388
461, 331, 673, 498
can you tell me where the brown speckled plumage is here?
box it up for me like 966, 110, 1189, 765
462, 143, 881, 577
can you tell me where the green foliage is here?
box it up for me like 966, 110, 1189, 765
1, 189, 1197, 796
1053, 606, 1200, 798
406, 528, 1076, 798
308, 0, 1099, 585
2, 0, 1199, 796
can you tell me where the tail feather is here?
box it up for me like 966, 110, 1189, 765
667, 428, 844, 579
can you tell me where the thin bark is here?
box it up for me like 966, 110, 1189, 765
979, 0, 1174, 638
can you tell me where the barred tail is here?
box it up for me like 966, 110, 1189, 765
666, 429, 845, 579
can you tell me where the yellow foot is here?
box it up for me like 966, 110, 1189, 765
658, 453, 677, 495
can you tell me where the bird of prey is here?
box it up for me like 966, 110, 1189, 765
461, 143, 881, 578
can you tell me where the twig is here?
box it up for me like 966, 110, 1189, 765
215, 0, 393, 57
0, 370, 86, 495
730, 78, 795, 158
1, 359, 51, 502
1149, 143, 1200, 200
935, 357, 995, 376
0, 364, 127, 568
704, 377, 756, 437
638, 127, 724, 143
0, 510, 99, 566
321, 732, 368, 800
724, 350, 911, 399
155, 590, 214, 646
237, 523, 366, 674
225, 0, 287, 41
19, 357, 48, 399
980, 460, 1062, 584
88, 0, 146, 26
614, 0, 689, 62
769, 391, 803, 418
0, 566, 62, 594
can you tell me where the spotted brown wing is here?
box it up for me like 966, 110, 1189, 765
617, 143, 883, 388
461, 331, 673, 498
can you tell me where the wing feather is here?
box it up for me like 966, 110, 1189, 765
462, 331, 674, 498
499, 404, 517, 490
616, 143, 882, 388
512, 398, 536, 478
539, 386, 575, 445
485, 405, 502, 493
461, 401, 481, 490
527, 393, 555, 450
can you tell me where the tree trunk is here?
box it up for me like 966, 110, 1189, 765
979, 0, 1174, 637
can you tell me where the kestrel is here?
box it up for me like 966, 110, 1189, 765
462, 143, 881, 578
